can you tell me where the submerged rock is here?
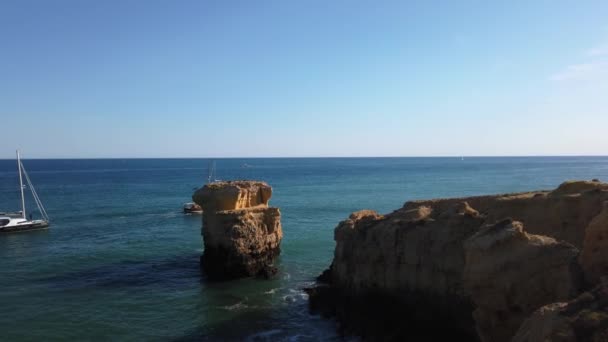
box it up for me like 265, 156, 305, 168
193, 181, 282, 280
310, 180, 608, 341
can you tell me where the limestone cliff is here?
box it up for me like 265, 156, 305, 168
579, 201, 608, 286
463, 219, 582, 342
194, 181, 272, 212
310, 180, 608, 341
512, 281, 608, 342
193, 181, 282, 279
404, 180, 608, 248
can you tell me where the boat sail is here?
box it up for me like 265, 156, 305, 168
0, 150, 50, 233
183, 160, 219, 214
207, 160, 219, 183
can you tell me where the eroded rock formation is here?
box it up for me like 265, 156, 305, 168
512, 281, 608, 342
309, 180, 608, 341
579, 201, 608, 286
405, 180, 608, 248
193, 181, 282, 279
463, 219, 582, 342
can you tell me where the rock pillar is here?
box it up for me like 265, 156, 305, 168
193, 181, 282, 279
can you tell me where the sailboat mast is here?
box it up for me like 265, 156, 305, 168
207, 161, 215, 184
16, 150, 26, 219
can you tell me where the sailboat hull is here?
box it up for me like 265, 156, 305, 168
0, 221, 49, 233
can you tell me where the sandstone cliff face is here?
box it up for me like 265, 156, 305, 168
324, 202, 486, 338
331, 203, 484, 331
193, 181, 282, 279
313, 180, 608, 341
193, 181, 272, 212
512, 281, 608, 342
463, 219, 581, 342
579, 201, 608, 286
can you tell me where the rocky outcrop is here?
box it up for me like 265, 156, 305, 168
193, 181, 282, 279
194, 181, 272, 211
512, 281, 608, 342
309, 180, 608, 341
405, 180, 608, 248
330, 203, 484, 335
463, 219, 582, 342
579, 201, 608, 286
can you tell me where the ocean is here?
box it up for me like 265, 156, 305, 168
1, 157, 607, 341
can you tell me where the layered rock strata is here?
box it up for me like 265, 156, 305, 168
193, 181, 282, 279
309, 180, 608, 341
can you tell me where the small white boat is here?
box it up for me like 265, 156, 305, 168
0, 150, 50, 233
183, 202, 203, 214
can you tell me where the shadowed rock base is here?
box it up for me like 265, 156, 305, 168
305, 281, 478, 341
201, 246, 280, 280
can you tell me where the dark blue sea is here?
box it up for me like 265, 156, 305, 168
1, 157, 607, 341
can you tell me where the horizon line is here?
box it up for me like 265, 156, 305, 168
1, 155, 608, 160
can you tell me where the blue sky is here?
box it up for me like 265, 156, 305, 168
1, 0, 607, 158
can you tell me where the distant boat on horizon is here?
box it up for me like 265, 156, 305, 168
0, 150, 50, 233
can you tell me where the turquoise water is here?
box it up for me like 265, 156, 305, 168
1, 157, 608, 341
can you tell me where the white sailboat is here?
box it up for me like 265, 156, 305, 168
0, 150, 50, 233
183, 160, 219, 214
207, 160, 218, 183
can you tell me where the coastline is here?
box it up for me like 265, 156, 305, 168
307, 180, 608, 341
2, 159, 608, 340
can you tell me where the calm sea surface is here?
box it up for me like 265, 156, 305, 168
1, 157, 608, 341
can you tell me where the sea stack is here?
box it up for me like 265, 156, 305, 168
192, 181, 282, 280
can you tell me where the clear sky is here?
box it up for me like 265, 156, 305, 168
1, 0, 607, 158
